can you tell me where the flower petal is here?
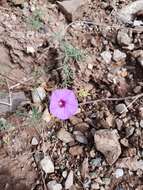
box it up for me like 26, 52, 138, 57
49, 89, 78, 120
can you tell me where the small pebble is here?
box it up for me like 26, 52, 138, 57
91, 37, 96, 47
31, 137, 38, 146
73, 131, 88, 144
40, 156, 54, 174
62, 170, 68, 178
135, 121, 139, 128
117, 30, 132, 46
139, 107, 143, 119
88, 63, 93, 70
30, 5, 36, 12
102, 178, 111, 186
57, 128, 74, 143
115, 168, 124, 178
100, 186, 105, 190
116, 119, 123, 130
70, 116, 82, 125
69, 145, 83, 156
65, 170, 74, 189
127, 43, 134, 50
74, 122, 89, 132
47, 180, 62, 190
113, 49, 126, 62
120, 138, 129, 147
140, 120, 143, 128
101, 50, 112, 64
133, 20, 143, 26
26, 46, 35, 54
137, 56, 143, 68
90, 149, 96, 158
136, 169, 143, 177
125, 126, 135, 137
115, 104, 128, 114
91, 183, 100, 189
42, 109, 51, 123
133, 86, 142, 94
32, 86, 46, 103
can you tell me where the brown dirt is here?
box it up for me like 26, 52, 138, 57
0, 0, 143, 190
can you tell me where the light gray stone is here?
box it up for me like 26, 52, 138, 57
32, 86, 46, 103
65, 170, 74, 189
47, 180, 62, 190
40, 156, 54, 174
101, 51, 112, 64
140, 120, 143, 128
115, 104, 128, 114
73, 131, 88, 144
113, 49, 126, 62
31, 137, 38, 146
117, 30, 132, 46
57, 128, 74, 143
115, 168, 124, 178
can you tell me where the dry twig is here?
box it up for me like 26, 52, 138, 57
80, 93, 143, 106
62, 20, 143, 38
9, 77, 33, 90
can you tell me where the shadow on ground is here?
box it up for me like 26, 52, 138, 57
0, 168, 30, 190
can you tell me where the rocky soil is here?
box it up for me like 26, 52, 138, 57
0, 0, 143, 190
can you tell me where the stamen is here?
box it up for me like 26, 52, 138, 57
58, 99, 66, 108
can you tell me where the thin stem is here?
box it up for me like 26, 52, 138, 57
62, 20, 121, 37
0, 73, 18, 83
62, 20, 142, 38
80, 93, 143, 106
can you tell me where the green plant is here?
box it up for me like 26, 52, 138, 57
27, 9, 44, 30
62, 42, 86, 62
16, 107, 42, 128
31, 107, 42, 122
52, 32, 86, 87
0, 78, 6, 86
62, 64, 74, 87
16, 109, 28, 117
52, 31, 63, 43
0, 118, 14, 130
60, 42, 86, 87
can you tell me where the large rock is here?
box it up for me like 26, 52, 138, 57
118, 0, 143, 24
57, 0, 88, 21
94, 129, 121, 165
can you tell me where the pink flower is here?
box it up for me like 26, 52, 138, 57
49, 89, 78, 120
